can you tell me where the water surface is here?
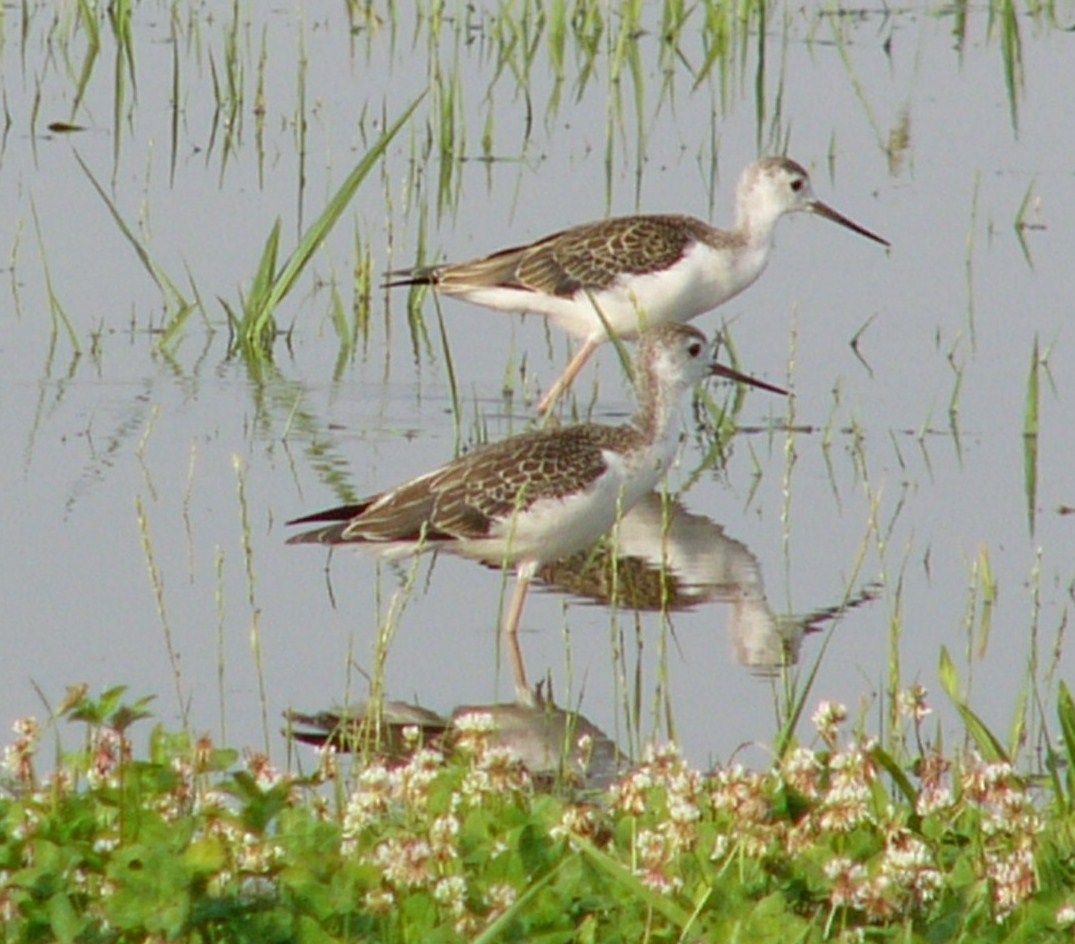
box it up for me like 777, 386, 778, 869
1, 3, 1071, 767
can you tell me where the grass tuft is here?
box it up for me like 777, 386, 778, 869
228, 95, 424, 358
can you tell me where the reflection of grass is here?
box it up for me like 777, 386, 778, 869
234, 456, 271, 755
205, 1, 245, 177
965, 171, 981, 349
3, 683, 1074, 939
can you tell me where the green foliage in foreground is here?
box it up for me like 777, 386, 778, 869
2, 686, 1075, 942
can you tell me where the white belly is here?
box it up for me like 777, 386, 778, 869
444, 240, 770, 342
460, 442, 674, 567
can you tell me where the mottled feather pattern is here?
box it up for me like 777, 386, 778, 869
526, 215, 718, 291
386, 215, 733, 298
466, 216, 704, 295
287, 423, 646, 547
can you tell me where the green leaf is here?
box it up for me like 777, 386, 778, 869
105, 842, 193, 935
870, 743, 918, 805
517, 821, 553, 875
297, 914, 338, 944
183, 837, 227, 876
48, 892, 82, 944
938, 647, 1008, 763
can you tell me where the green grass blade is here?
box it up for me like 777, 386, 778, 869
1023, 335, 1039, 536
573, 836, 693, 928
1057, 681, 1075, 806
938, 646, 1008, 763
1013, 177, 1037, 269
242, 94, 425, 345
247, 218, 282, 316
471, 856, 569, 944
29, 198, 81, 354
71, 0, 101, 119
997, 0, 1023, 132
773, 617, 846, 759
73, 150, 189, 315
430, 293, 461, 450
156, 302, 198, 351
870, 743, 918, 805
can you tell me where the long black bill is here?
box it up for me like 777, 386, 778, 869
711, 362, 788, 397
810, 200, 890, 248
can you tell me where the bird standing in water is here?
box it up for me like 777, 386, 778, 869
387, 156, 887, 413
288, 324, 784, 703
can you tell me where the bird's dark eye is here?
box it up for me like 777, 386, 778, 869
790, 178, 804, 192
688, 341, 703, 358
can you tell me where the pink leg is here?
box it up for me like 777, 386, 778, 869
502, 569, 536, 706
536, 336, 602, 415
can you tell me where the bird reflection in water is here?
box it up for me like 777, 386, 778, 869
287, 495, 877, 784
286, 691, 621, 791
537, 493, 879, 675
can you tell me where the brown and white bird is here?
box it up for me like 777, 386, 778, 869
288, 324, 784, 702
387, 156, 887, 413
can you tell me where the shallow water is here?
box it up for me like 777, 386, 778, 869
1, 3, 1072, 768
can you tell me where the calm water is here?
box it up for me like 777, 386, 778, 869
2, 3, 1072, 768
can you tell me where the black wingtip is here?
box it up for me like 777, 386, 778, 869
382, 266, 438, 289
286, 502, 369, 528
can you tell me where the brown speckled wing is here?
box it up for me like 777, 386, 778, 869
290, 424, 642, 547
435, 215, 715, 297
443, 425, 637, 527
523, 216, 708, 293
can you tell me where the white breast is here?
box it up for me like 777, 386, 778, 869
441, 240, 771, 344
461, 439, 675, 567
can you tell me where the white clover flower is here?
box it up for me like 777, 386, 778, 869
812, 701, 847, 743
371, 837, 433, 890
433, 874, 467, 915
895, 684, 932, 722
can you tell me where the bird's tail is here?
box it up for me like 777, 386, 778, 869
382, 265, 438, 289
286, 502, 371, 545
